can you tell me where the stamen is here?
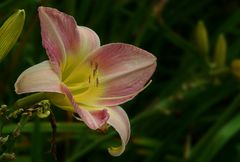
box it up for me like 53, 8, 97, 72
88, 75, 91, 83
90, 61, 93, 68
96, 77, 99, 87
95, 63, 98, 71
93, 63, 98, 77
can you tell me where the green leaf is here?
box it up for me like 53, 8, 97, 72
188, 94, 240, 162
194, 114, 240, 162
0, 9, 25, 62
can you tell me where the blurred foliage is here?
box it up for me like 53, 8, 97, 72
1, 0, 240, 162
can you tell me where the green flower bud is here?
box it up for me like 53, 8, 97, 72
0, 9, 25, 62
231, 59, 240, 79
194, 20, 209, 56
214, 34, 227, 68
36, 100, 51, 118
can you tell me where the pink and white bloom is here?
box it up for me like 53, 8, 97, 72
15, 7, 156, 156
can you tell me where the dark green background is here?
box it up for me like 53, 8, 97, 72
1, 0, 240, 162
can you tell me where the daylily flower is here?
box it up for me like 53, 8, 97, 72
15, 7, 156, 156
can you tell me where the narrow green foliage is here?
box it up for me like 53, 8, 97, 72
188, 94, 240, 162
194, 114, 240, 162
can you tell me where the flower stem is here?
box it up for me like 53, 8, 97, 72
14, 93, 47, 109
0, 93, 47, 159
0, 114, 30, 156
49, 110, 57, 160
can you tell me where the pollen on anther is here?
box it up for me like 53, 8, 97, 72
90, 61, 93, 68
96, 77, 99, 87
93, 63, 98, 77
88, 75, 91, 83
95, 63, 98, 71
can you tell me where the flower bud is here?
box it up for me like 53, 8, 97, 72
231, 59, 240, 79
194, 21, 209, 56
214, 34, 227, 68
36, 100, 51, 118
0, 9, 25, 61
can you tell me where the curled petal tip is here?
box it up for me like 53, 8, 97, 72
107, 106, 130, 156
108, 147, 124, 157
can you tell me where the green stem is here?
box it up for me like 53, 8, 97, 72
0, 114, 30, 155
0, 105, 8, 136
2, 122, 85, 134
14, 93, 46, 109
0, 93, 46, 158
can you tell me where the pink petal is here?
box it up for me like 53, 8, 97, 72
15, 61, 62, 94
87, 43, 157, 106
38, 7, 80, 73
61, 26, 101, 81
77, 26, 100, 57
107, 106, 130, 156
61, 85, 109, 130
76, 108, 109, 130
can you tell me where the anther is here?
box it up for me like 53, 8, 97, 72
88, 75, 91, 83
96, 77, 99, 87
93, 63, 98, 77
95, 63, 98, 71
90, 61, 93, 68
